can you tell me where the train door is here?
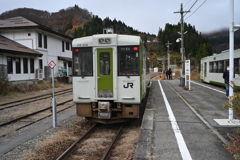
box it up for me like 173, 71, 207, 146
204, 62, 207, 77
97, 49, 113, 97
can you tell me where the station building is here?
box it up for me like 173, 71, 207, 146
0, 16, 73, 83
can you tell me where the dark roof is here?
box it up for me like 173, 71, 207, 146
0, 16, 38, 28
58, 56, 72, 62
0, 16, 73, 40
0, 35, 43, 57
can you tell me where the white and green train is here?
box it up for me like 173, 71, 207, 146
72, 34, 150, 124
200, 49, 240, 87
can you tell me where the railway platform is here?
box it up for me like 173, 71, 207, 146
135, 79, 237, 160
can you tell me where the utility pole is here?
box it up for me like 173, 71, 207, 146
166, 40, 172, 70
174, 4, 190, 86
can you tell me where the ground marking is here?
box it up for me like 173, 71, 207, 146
191, 81, 225, 94
158, 80, 192, 160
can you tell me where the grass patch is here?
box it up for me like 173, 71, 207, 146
0, 79, 65, 96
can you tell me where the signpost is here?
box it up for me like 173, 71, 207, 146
48, 61, 57, 127
185, 60, 190, 90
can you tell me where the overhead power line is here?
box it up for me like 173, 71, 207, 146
184, 0, 198, 17
187, 0, 198, 12
183, 0, 192, 8
185, 0, 207, 20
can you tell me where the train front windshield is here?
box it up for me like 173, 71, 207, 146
73, 47, 93, 76
118, 46, 139, 76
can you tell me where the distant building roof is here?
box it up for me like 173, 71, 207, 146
0, 16, 38, 28
0, 16, 73, 40
0, 35, 43, 57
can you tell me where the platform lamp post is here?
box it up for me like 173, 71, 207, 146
229, 0, 240, 120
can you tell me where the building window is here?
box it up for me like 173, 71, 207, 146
62, 41, 65, 52
15, 57, 21, 74
66, 42, 70, 50
39, 59, 43, 69
7, 57, 13, 74
23, 58, 28, 73
30, 59, 34, 73
44, 35, 47, 49
38, 33, 42, 48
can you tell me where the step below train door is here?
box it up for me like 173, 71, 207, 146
97, 49, 113, 98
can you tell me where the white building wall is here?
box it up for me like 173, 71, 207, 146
0, 29, 72, 81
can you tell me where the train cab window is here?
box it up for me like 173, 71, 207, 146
118, 46, 139, 76
73, 47, 93, 76
100, 52, 110, 75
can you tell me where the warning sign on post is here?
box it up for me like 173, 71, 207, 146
48, 61, 56, 69
185, 60, 190, 76
185, 60, 191, 90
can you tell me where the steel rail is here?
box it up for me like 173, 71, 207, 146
101, 124, 124, 160
0, 88, 72, 108
56, 123, 98, 160
0, 99, 72, 127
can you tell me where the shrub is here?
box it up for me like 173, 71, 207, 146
38, 80, 44, 84
223, 84, 240, 117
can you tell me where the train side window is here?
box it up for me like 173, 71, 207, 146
234, 59, 239, 74
209, 62, 213, 72
213, 62, 218, 73
218, 61, 223, 73
238, 59, 240, 74
73, 47, 93, 76
117, 46, 139, 76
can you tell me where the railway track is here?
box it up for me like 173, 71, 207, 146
0, 99, 74, 137
56, 123, 124, 160
0, 88, 72, 110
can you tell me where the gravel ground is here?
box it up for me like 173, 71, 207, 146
0, 82, 144, 160
0, 107, 82, 160
0, 84, 81, 160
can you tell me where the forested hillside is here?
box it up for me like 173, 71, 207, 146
156, 23, 213, 68
1, 5, 239, 69
0, 5, 155, 40
203, 29, 240, 53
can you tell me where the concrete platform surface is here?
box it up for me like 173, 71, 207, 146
135, 80, 234, 160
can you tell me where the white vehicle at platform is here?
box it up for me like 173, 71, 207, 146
200, 49, 240, 87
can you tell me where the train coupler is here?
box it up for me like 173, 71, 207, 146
98, 101, 111, 119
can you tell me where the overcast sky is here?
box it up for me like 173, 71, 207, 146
0, 0, 240, 35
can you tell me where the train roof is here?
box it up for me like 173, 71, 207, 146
201, 48, 240, 60
72, 34, 142, 47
